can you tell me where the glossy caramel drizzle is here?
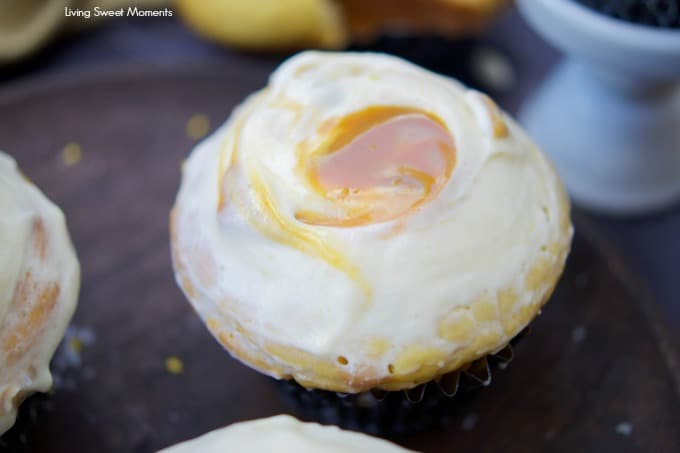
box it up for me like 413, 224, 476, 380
297, 105, 456, 227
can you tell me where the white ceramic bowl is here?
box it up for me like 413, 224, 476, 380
518, 0, 680, 215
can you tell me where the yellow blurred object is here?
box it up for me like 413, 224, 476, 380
165, 356, 184, 374
0, 0, 70, 62
175, 0, 346, 51
61, 141, 83, 166
342, 0, 508, 40
0, 0, 170, 63
175, 0, 508, 51
185, 113, 211, 140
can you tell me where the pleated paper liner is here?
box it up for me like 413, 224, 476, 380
279, 327, 529, 436
0, 393, 52, 453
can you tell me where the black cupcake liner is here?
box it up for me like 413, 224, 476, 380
279, 327, 529, 436
0, 393, 52, 453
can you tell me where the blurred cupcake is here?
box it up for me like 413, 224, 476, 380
170, 51, 572, 429
158, 414, 416, 452
0, 152, 80, 435
175, 0, 508, 51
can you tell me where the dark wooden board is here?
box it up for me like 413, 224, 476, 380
0, 67, 678, 453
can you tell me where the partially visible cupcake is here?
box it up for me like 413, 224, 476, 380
158, 415, 416, 452
176, 0, 509, 52
170, 51, 572, 429
0, 152, 80, 436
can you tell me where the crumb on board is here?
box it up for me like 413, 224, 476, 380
471, 46, 516, 93
52, 325, 96, 390
61, 142, 82, 166
461, 413, 478, 431
53, 325, 95, 370
165, 356, 184, 375
616, 421, 633, 436
69, 337, 84, 354
186, 114, 211, 140
571, 325, 587, 344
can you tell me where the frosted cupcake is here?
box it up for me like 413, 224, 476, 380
170, 51, 572, 428
158, 415, 416, 452
0, 152, 80, 436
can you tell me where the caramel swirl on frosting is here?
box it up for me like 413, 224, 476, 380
298, 106, 456, 227
216, 101, 456, 293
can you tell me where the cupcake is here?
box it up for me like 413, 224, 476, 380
176, 0, 508, 52
0, 152, 80, 435
170, 51, 572, 426
158, 415, 416, 452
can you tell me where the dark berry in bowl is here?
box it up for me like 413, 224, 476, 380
575, 0, 680, 28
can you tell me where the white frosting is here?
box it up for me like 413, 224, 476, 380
158, 415, 416, 453
0, 152, 80, 434
172, 51, 571, 389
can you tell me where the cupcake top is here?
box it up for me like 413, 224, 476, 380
171, 51, 572, 392
0, 152, 80, 434
159, 415, 416, 452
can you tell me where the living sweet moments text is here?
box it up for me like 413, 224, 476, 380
64, 6, 174, 19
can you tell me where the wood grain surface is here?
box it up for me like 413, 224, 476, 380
0, 66, 678, 453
